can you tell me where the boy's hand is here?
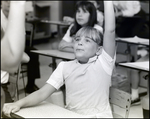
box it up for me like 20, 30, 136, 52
3, 103, 21, 117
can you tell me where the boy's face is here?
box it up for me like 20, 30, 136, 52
1, 1, 10, 18
76, 7, 90, 26
73, 36, 99, 63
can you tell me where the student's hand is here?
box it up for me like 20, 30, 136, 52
63, 16, 74, 24
3, 103, 21, 117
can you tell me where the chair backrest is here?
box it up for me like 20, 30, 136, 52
109, 87, 131, 118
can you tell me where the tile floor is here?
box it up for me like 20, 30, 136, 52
13, 37, 148, 118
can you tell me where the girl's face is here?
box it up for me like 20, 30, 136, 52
76, 7, 90, 26
73, 36, 99, 63
1, 1, 10, 18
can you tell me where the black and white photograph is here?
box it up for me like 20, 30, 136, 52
1, 1, 149, 118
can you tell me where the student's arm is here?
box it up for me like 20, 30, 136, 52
103, 1, 116, 58
3, 84, 56, 117
58, 24, 74, 53
58, 40, 74, 53
1, 1, 26, 73
63, 16, 75, 24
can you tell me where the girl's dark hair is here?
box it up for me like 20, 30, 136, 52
70, 1, 97, 36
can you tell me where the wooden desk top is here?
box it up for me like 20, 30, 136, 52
31, 50, 75, 61
116, 36, 149, 46
119, 61, 149, 72
40, 20, 71, 26
12, 102, 86, 118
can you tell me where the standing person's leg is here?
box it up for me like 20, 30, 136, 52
25, 47, 40, 93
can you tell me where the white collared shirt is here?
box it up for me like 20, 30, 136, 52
47, 48, 116, 118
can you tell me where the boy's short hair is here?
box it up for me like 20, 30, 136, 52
75, 26, 103, 46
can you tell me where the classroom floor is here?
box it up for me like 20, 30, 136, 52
13, 36, 148, 118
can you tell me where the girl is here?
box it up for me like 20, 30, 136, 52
63, 0, 104, 26
3, 1, 116, 118
59, 1, 103, 53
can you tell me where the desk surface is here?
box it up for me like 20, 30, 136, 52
116, 36, 149, 46
119, 61, 149, 72
12, 101, 86, 118
31, 50, 75, 60
40, 20, 71, 26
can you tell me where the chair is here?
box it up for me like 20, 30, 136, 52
109, 87, 131, 118
8, 64, 28, 101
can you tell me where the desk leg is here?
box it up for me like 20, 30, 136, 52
126, 44, 131, 62
52, 58, 57, 71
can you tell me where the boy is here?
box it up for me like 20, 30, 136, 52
3, 1, 116, 118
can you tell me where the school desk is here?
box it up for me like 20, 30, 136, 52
8, 101, 86, 118
116, 36, 149, 62
31, 50, 75, 71
118, 61, 149, 117
40, 20, 70, 37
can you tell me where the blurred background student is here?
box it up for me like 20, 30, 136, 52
63, 0, 104, 27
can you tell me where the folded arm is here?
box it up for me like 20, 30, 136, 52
58, 40, 74, 53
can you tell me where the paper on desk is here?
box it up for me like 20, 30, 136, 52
120, 61, 149, 71
131, 61, 149, 71
14, 102, 87, 118
116, 36, 149, 45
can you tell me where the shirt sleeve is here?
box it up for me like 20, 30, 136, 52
46, 62, 65, 90
62, 24, 74, 42
122, 1, 141, 17
99, 49, 116, 76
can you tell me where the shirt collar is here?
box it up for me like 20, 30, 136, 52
75, 55, 98, 64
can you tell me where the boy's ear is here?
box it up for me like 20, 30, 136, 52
96, 46, 102, 56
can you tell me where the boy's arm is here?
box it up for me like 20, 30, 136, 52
103, 1, 116, 58
3, 84, 56, 117
1, 1, 26, 73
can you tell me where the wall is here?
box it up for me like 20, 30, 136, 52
35, 1, 62, 33
26, 1, 62, 33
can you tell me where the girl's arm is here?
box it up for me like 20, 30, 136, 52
63, 16, 75, 24
58, 40, 74, 53
103, 1, 116, 58
1, 1, 26, 73
3, 84, 56, 117
58, 24, 74, 53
